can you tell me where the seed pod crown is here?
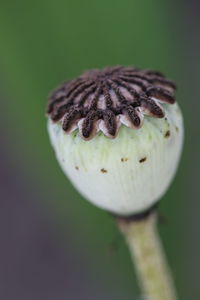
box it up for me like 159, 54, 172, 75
48, 66, 176, 140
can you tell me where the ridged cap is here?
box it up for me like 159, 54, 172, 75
47, 66, 176, 140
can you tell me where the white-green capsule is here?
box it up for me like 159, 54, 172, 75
47, 67, 184, 216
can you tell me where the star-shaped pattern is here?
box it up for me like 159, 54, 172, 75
48, 66, 176, 140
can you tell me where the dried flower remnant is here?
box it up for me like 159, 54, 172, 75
48, 66, 176, 140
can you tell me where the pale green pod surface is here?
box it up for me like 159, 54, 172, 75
48, 102, 183, 216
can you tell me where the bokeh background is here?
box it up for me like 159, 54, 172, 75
0, 0, 199, 299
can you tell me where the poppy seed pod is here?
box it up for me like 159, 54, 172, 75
47, 66, 183, 216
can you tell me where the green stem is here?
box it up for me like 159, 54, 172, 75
118, 213, 178, 300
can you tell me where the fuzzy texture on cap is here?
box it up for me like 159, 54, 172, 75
47, 66, 176, 140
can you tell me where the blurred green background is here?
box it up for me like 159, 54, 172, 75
0, 0, 198, 299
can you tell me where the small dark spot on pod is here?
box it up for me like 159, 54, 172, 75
164, 130, 170, 138
139, 157, 147, 163
121, 157, 129, 162
101, 168, 108, 173
75, 166, 79, 170
175, 126, 179, 132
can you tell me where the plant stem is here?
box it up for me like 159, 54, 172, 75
118, 212, 178, 300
